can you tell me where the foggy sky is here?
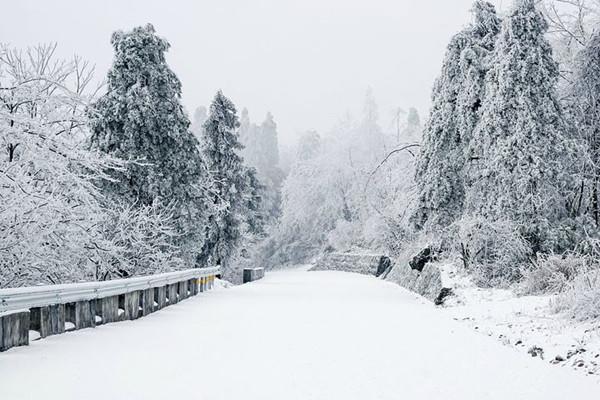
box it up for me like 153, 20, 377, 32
1, 0, 504, 145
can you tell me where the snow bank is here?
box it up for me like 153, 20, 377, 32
441, 266, 600, 378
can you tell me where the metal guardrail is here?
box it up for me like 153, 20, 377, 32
0, 267, 221, 352
0, 267, 220, 314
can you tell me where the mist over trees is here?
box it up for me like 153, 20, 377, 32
255, 0, 600, 318
256, 90, 422, 268
238, 109, 285, 221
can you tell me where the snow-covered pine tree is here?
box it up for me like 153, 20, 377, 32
191, 106, 208, 139
297, 130, 321, 161
570, 30, 600, 227
88, 24, 208, 265
238, 110, 283, 220
260, 112, 281, 171
256, 112, 284, 219
198, 91, 252, 267
412, 1, 501, 231
89, 24, 204, 207
242, 167, 267, 236
466, 0, 573, 253
359, 88, 387, 163
239, 108, 252, 148
405, 107, 421, 138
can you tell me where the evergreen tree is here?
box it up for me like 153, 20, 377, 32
297, 130, 321, 161
570, 30, 600, 227
260, 112, 281, 171
359, 88, 386, 162
89, 24, 204, 208
240, 110, 280, 178
412, 1, 501, 231
238, 110, 284, 220
242, 168, 267, 235
403, 107, 422, 142
406, 107, 420, 130
198, 91, 249, 267
191, 106, 208, 139
239, 108, 252, 147
466, 0, 573, 252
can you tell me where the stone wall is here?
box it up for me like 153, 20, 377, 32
310, 252, 391, 277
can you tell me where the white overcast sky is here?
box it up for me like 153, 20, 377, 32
1, 0, 505, 144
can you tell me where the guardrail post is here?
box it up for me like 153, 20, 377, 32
0, 311, 30, 352
66, 301, 96, 330
155, 286, 167, 310
123, 291, 141, 320
167, 284, 178, 305
30, 305, 65, 338
189, 278, 198, 296
98, 296, 119, 324
141, 289, 154, 317
178, 280, 189, 300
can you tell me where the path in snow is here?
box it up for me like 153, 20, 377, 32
1, 267, 599, 400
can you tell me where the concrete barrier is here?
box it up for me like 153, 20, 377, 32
243, 268, 265, 284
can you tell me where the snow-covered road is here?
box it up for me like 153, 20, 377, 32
1, 267, 599, 399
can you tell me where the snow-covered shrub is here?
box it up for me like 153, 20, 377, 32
0, 44, 113, 287
520, 253, 591, 295
565, 272, 600, 320
326, 220, 363, 252
362, 214, 411, 257
89, 201, 182, 280
553, 270, 600, 321
448, 217, 531, 287
544, 239, 600, 320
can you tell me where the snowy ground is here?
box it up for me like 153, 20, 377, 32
439, 264, 600, 378
1, 267, 599, 399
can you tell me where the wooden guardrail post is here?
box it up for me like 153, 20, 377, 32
0, 311, 29, 351
167, 284, 178, 304
178, 280, 189, 300
123, 291, 141, 320
141, 289, 154, 317
189, 278, 198, 296
65, 301, 96, 330
30, 305, 65, 338
155, 286, 167, 310
98, 296, 119, 324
